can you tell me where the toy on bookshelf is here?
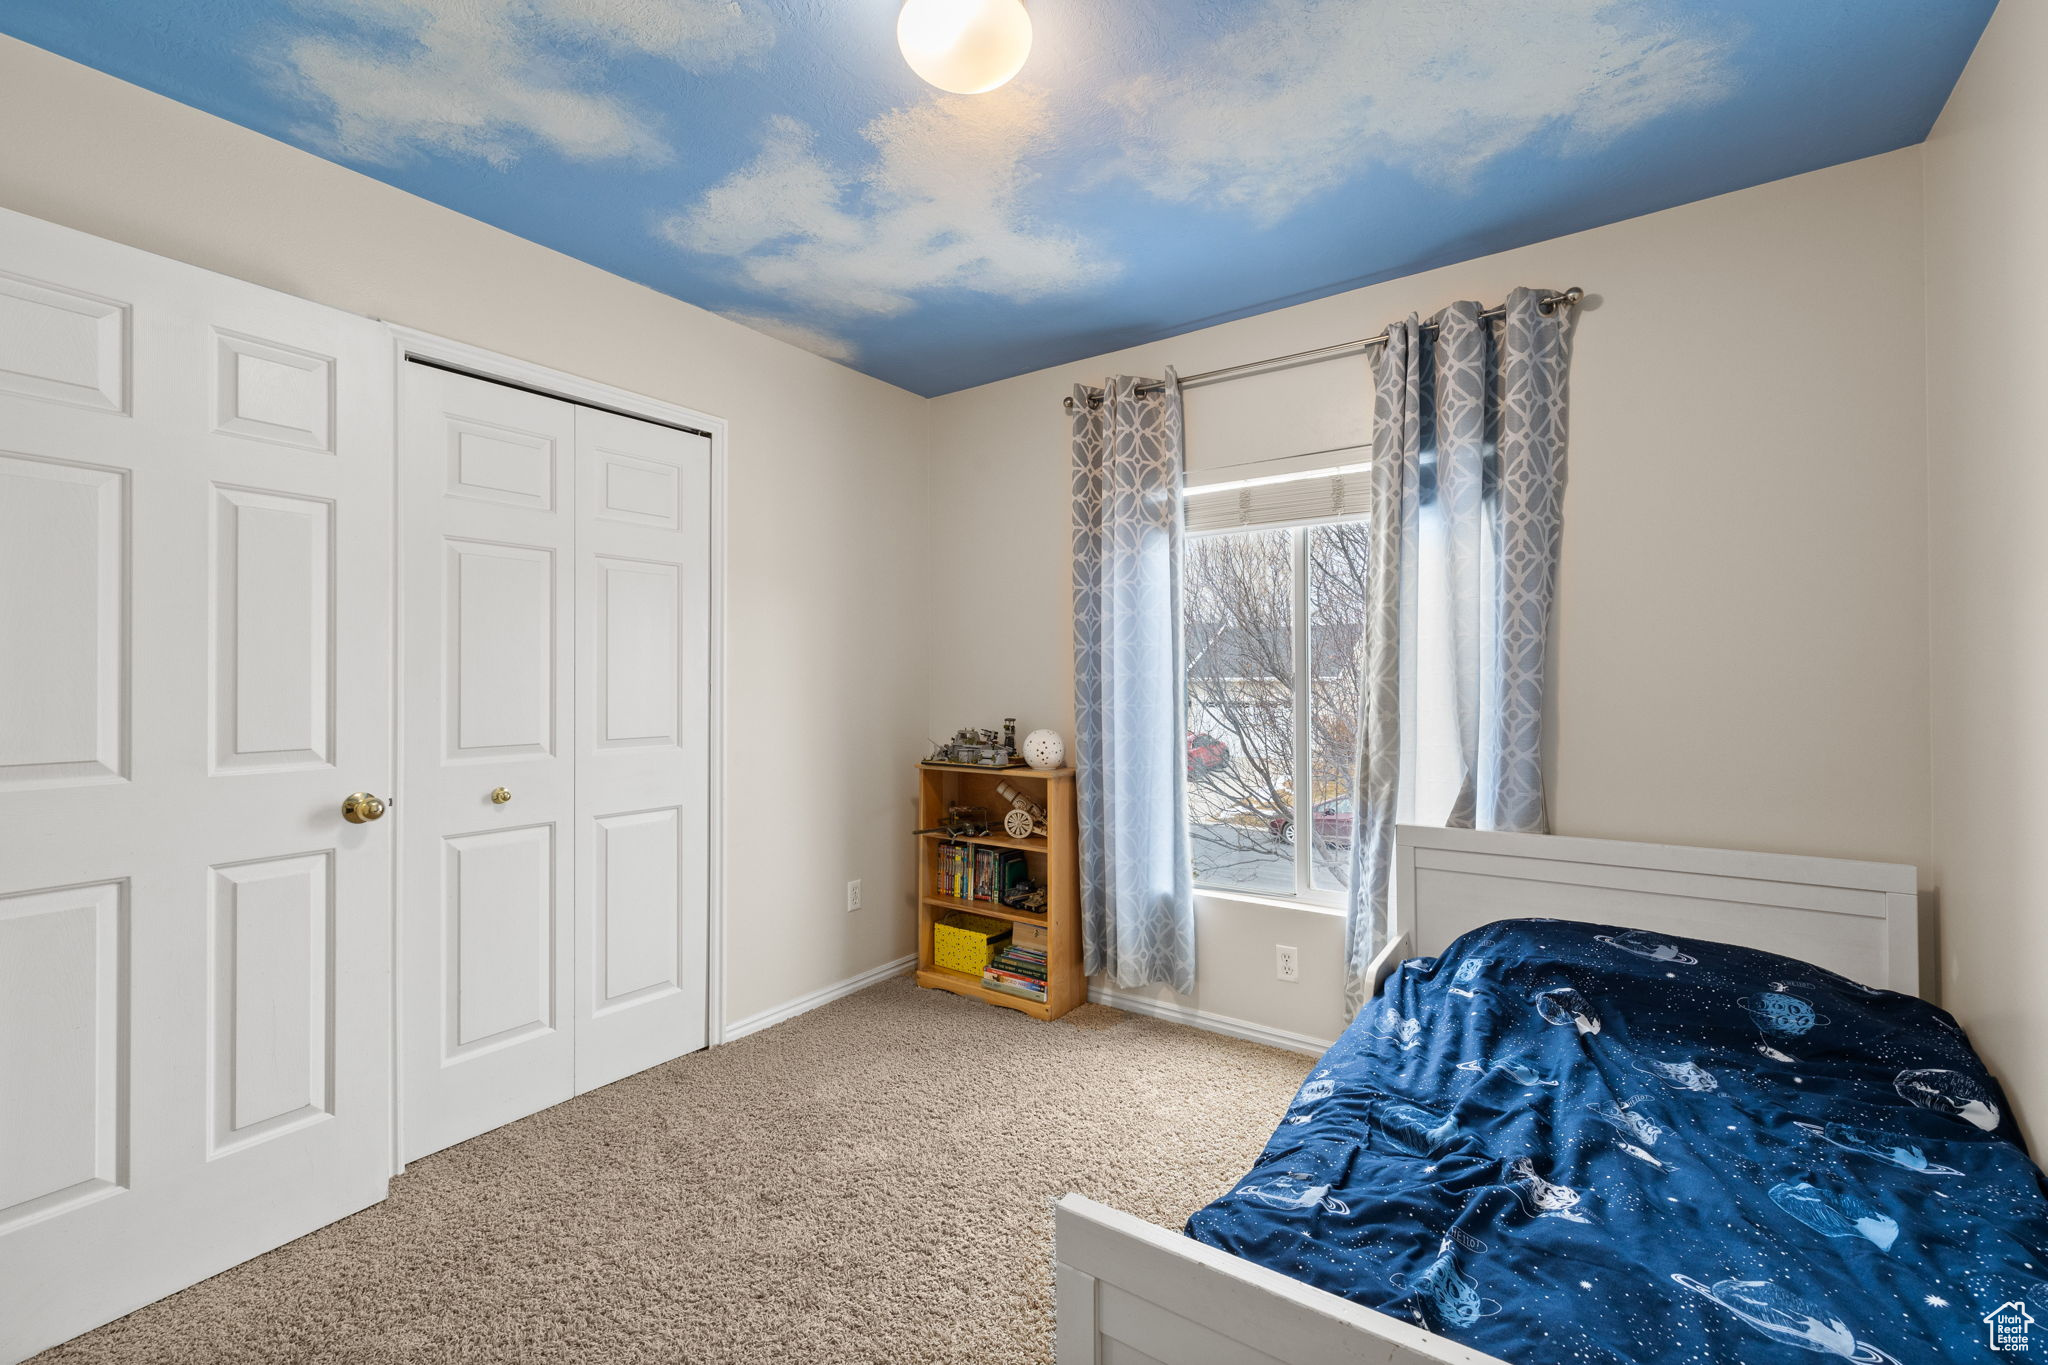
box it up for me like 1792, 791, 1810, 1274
927, 718, 1026, 768
995, 779, 1048, 839
997, 854, 1037, 907
914, 804, 992, 838
1004, 885, 1048, 914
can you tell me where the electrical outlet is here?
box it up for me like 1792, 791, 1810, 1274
845, 879, 862, 913
1276, 944, 1300, 982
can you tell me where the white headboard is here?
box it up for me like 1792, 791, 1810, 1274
1376, 825, 1920, 996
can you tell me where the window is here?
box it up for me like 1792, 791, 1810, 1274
1183, 519, 1370, 904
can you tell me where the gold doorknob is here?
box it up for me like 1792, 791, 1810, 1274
489, 787, 513, 805
341, 792, 387, 824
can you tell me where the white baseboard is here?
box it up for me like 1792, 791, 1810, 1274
1087, 984, 1337, 1056
720, 954, 917, 1043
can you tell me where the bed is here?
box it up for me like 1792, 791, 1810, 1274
1053, 825, 2043, 1364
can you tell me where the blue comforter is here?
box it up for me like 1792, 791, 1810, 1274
1186, 919, 2048, 1363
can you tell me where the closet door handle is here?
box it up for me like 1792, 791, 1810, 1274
489, 787, 513, 805
341, 792, 388, 824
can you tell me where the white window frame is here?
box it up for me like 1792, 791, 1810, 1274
1185, 515, 1366, 910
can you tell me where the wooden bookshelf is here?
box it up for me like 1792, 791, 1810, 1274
914, 761, 1085, 1021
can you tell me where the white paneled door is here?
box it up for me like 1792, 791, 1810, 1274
573, 407, 711, 1091
399, 364, 709, 1162
399, 365, 576, 1160
0, 208, 393, 1362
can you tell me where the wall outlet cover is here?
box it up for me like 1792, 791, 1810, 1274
1276, 944, 1299, 982
846, 879, 862, 912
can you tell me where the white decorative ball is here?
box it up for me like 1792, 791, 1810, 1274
1021, 729, 1065, 770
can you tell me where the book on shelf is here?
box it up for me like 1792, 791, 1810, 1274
980, 973, 1048, 1003
984, 969, 1045, 992
984, 943, 1048, 995
936, 843, 1044, 912
938, 840, 981, 900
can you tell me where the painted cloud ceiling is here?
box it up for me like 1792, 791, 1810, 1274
2, 1, 1995, 395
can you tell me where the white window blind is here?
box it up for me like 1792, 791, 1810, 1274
1184, 462, 1370, 534
1182, 353, 1371, 478
1179, 358, 1372, 533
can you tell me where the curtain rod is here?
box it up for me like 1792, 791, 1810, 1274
1062, 287, 1584, 413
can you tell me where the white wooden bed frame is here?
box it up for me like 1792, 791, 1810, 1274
1054, 824, 1919, 1365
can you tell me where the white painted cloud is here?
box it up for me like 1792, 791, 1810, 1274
718, 310, 858, 364
274, 0, 773, 166
661, 87, 1116, 318
1104, 0, 1734, 224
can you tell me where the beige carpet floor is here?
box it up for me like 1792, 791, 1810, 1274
39, 976, 1311, 1364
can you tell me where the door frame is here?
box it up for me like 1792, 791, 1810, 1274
382, 325, 729, 1176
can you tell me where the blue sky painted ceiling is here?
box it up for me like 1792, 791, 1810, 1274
1, 1, 1996, 396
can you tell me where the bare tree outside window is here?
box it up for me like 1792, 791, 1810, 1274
1184, 529, 1292, 893
1183, 519, 1370, 899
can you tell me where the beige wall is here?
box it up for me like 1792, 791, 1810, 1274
1924, 0, 2048, 1139
929, 149, 1933, 1044
0, 36, 931, 1028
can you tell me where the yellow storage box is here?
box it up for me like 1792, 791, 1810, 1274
933, 910, 1012, 975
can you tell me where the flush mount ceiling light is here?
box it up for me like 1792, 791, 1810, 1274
897, 0, 1032, 94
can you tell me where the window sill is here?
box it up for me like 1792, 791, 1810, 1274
1192, 886, 1348, 918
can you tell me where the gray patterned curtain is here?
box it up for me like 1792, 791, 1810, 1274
1072, 372, 1195, 994
1344, 324, 1424, 1018
1345, 289, 1575, 1015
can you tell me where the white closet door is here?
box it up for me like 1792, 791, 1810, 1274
399, 364, 576, 1161
0, 207, 393, 1363
572, 407, 711, 1090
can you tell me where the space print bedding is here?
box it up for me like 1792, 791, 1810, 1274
1184, 918, 2047, 1364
